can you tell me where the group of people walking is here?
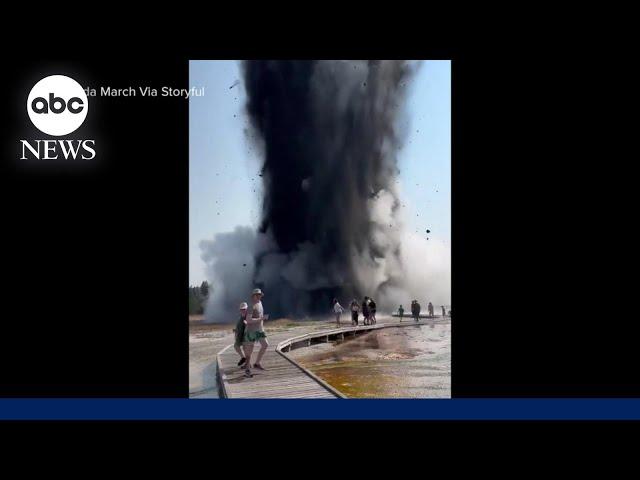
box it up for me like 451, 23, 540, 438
233, 288, 269, 378
332, 297, 377, 326
334, 297, 451, 325
397, 300, 450, 322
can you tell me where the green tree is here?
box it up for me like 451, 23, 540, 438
189, 286, 204, 315
200, 280, 210, 298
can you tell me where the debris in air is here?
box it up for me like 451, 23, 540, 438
229, 79, 240, 89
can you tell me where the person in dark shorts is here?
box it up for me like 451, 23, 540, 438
362, 296, 370, 325
411, 300, 421, 322
398, 305, 404, 322
350, 299, 360, 326
233, 302, 248, 367
369, 298, 377, 324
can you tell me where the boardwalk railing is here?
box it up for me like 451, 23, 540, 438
215, 343, 233, 399
275, 324, 386, 353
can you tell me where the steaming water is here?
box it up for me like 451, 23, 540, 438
288, 323, 451, 398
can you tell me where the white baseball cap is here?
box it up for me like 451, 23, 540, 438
239, 302, 248, 310
252, 288, 264, 296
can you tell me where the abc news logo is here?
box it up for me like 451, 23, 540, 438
21, 75, 95, 160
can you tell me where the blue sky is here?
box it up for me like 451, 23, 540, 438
189, 60, 450, 286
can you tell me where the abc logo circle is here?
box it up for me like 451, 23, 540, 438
27, 75, 88, 136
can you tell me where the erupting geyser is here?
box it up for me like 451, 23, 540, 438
202, 60, 445, 322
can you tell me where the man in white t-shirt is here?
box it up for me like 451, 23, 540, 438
333, 298, 344, 326
242, 288, 268, 377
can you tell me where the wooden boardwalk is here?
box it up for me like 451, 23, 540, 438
217, 321, 436, 399
217, 344, 338, 398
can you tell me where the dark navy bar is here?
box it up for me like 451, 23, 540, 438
2, 399, 640, 420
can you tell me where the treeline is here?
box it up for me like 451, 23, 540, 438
189, 281, 210, 315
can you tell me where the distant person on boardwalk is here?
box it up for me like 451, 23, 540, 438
234, 302, 248, 367
362, 296, 371, 325
243, 288, 268, 378
350, 299, 360, 326
369, 298, 377, 324
333, 298, 344, 326
398, 305, 404, 322
411, 300, 421, 322
427, 302, 435, 328
441, 305, 446, 317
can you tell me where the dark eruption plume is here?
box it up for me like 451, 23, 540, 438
239, 60, 417, 318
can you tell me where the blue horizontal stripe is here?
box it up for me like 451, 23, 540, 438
2, 398, 640, 420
